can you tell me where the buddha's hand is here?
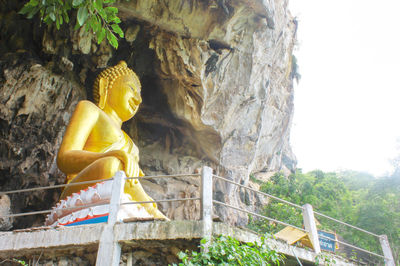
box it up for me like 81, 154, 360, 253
103, 150, 138, 177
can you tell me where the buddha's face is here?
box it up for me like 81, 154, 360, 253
106, 74, 142, 121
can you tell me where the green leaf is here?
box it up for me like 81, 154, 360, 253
88, 2, 95, 12
49, 12, 56, 21
84, 22, 90, 32
74, 21, 81, 30
106, 30, 118, 48
43, 15, 51, 24
72, 0, 84, 7
93, 0, 103, 10
89, 15, 97, 31
111, 23, 123, 38
96, 0, 103, 7
63, 10, 69, 23
26, 6, 40, 19
98, 8, 107, 19
77, 6, 89, 26
105, 6, 118, 14
56, 16, 60, 29
92, 22, 101, 34
95, 16, 102, 32
111, 16, 121, 23
19, 4, 34, 15
177, 251, 187, 260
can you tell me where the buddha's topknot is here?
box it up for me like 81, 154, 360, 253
93, 61, 141, 105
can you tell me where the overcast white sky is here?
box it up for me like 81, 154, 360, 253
288, 0, 400, 176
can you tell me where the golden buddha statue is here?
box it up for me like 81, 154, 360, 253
55, 61, 167, 221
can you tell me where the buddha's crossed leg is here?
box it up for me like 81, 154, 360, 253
60, 156, 168, 220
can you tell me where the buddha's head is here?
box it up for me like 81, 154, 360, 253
93, 61, 142, 121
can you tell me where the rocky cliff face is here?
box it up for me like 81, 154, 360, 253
0, 0, 296, 228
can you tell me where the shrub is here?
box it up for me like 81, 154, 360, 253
174, 234, 284, 266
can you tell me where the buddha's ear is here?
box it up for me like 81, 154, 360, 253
98, 77, 108, 109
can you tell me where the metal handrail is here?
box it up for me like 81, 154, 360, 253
0, 174, 200, 195
121, 197, 201, 205
212, 173, 389, 260
213, 174, 382, 240
212, 174, 303, 209
314, 211, 380, 238
213, 200, 307, 233
125, 173, 200, 180
0, 178, 115, 195
2, 198, 201, 219
0, 174, 199, 218
317, 234, 387, 259
3, 201, 110, 218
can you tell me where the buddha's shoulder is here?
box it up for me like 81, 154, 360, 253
72, 101, 101, 120
75, 100, 100, 112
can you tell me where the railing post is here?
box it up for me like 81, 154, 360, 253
302, 203, 321, 254
201, 166, 213, 243
379, 235, 395, 266
96, 171, 125, 266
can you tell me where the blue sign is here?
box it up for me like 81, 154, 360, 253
318, 230, 336, 252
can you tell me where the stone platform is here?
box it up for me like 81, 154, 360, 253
0, 221, 354, 265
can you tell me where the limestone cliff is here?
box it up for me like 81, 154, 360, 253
0, 0, 297, 228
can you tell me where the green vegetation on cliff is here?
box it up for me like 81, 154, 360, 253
175, 234, 284, 266
19, 0, 124, 48
249, 169, 400, 264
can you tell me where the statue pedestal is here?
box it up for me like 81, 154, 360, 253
45, 181, 153, 226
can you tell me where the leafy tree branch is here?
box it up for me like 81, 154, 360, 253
19, 0, 125, 49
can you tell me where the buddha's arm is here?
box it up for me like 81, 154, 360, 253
57, 101, 103, 174
57, 101, 136, 175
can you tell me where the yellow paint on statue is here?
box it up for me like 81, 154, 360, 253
57, 61, 167, 220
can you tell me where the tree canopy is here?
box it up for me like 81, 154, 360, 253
249, 169, 400, 264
